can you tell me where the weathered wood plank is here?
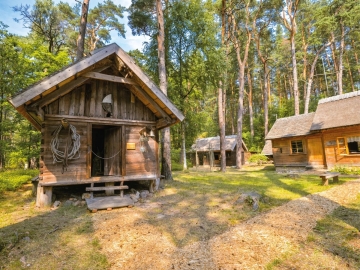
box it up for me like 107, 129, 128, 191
10, 44, 118, 108
79, 86, 86, 116
114, 49, 184, 121
86, 185, 129, 191
95, 80, 104, 117
44, 114, 156, 126
85, 196, 134, 211
82, 71, 138, 85
89, 81, 96, 117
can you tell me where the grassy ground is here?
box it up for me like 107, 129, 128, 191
0, 165, 359, 269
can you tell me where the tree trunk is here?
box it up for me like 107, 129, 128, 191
246, 68, 254, 141
337, 21, 345, 95
290, 32, 299, 115
156, 0, 172, 181
218, 0, 226, 173
181, 121, 187, 170
304, 41, 332, 113
263, 64, 269, 136
218, 81, 226, 172
76, 0, 90, 61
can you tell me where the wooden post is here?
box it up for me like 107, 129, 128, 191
36, 185, 52, 207
105, 182, 115, 196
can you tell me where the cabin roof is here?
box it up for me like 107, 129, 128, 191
265, 112, 315, 140
311, 91, 360, 131
261, 140, 273, 156
8, 43, 184, 130
191, 135, 248, 152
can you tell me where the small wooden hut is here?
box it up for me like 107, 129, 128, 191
266, 91, 360, 171
190, 135, 249, 167
9, 43, 184, 207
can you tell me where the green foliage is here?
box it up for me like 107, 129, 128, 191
0, 169, 38, 193
331, 166, 360, 175
248, 154, 269, 164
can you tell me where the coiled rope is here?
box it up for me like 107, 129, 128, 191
50, 123, 81, 173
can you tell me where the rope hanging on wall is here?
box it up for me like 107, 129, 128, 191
50, 120, 81, 173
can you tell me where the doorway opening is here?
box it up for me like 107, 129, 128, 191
91, 126, 122, 177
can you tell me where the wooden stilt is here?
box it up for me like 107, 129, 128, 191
36, 185, 52, 207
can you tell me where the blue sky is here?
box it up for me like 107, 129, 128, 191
0, 0, 148, 52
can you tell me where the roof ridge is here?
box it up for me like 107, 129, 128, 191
319, 90, 360, 104
275, 112, 315, 121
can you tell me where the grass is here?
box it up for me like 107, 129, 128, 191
0, 165, 358, 269
0, 169, 38, 195
268, 193, 360, 269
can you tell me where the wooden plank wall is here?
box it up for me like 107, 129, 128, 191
323, 126, 360, 168
45, 81, 156, 122
41, 120, 89, 183
272, 138, 308, 166
125, 126, 158, 176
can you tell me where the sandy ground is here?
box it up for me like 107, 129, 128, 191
90, 178, 360, 270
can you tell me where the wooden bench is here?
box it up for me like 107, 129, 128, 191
86, 182, 129, 198
319, 173, 340, 185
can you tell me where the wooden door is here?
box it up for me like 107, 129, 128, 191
307, 137, 325, 166
104, 127, 121, 175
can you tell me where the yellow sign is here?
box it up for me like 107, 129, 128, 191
126, 143, 136, 150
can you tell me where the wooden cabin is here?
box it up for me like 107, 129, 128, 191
191, 135, 249, 167
266, 91, 360, 171
9, 43, 184, 207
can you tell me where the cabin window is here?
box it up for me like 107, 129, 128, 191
291, 140, 304, 153
337, 136, 360, 155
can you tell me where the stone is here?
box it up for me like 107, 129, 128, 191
63, 200, 73, 207
72, 200, 80, 207
82, 193, 91, 199
52, 201, 61, 208
140, 190, 150, 199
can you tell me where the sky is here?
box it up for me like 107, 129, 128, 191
0, 0, 149, 52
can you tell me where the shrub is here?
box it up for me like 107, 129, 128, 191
331, 166, 360, 175
0, 169, 38, 193
248, 154, 269, 165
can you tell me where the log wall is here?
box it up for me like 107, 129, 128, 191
40, 80, 160, 185
271, 136, 308, 166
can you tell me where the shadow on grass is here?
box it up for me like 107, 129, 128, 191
0, 185, 108, 270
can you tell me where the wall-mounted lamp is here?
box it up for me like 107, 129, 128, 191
102, 94, 112, 117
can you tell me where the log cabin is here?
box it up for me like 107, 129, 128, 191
191, 135, 249, 167
266, 91, 360, 172
8, 43, 184, 207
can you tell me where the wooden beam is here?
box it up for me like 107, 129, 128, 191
127, 84, 170, 121
114, 50, 185, 122
30, 66, 111, 109
45, 114, 156, 126
82, 71, 138, 85
9, 43, 119, 108
156, 117, 176, 129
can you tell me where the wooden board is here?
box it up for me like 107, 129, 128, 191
86, 196, 134, 210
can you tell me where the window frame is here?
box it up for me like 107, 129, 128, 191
336, 136, 360, 155
290, 140, 304, 154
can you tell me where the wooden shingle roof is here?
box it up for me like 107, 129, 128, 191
261, 140, 273, 156
311, 91, 360, 131
191, 135, 248, 152
265, 113, 315, 140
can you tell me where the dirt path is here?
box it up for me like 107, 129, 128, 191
91, 179, 360, 270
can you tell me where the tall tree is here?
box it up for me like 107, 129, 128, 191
218, 0, 227, 172
76, 0, 90, 60
281, 0, 301, 115
13, 0, 67, 54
